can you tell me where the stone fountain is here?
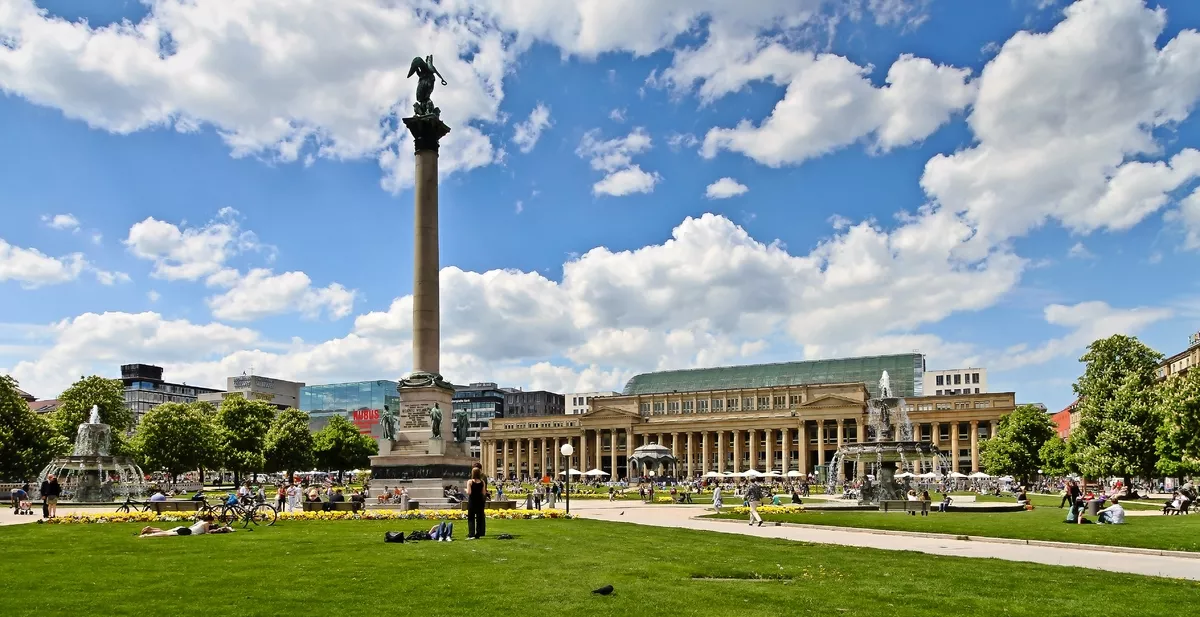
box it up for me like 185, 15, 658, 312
826, 371, 951, 505
36, 405, 147, 502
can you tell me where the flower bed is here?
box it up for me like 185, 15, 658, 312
42, 509, 573, 525
721, 505, 804, 515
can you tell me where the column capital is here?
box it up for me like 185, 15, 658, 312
403, 115, 452, 153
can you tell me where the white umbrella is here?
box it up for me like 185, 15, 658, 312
729, 471, 746, 478
999, 475, 1014, 481
949, 471, 969, 478
766, 470, 783, 477
703, 471, 722, 478
558, 468, 583, 476
786, 470, 804, 478
743, 469, 764, 477
584, 469, 610, 476
895, 472, 914, 479
969, 472, 991, 479
916, 472, 938, 479
722, 471, 735, 478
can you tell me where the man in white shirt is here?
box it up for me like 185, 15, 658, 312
149, 491, 168, 502
1098, 496, 1126, 524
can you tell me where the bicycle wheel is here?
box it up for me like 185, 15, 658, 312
251, 503, 278, 526
217, 504, 239, 525
116, 504, 130, 514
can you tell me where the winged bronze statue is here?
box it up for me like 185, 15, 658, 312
408, 54, 447, 117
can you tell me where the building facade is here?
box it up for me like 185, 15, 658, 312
622, 353, 926, 399
926, 367, 988, 395
299, 380, 399, 436
198, 375, 304, 410
1050, 400, 1078, 439
121, 364, 222, 427
566, 391, 621, 415
1158, 331, 1200, 380
480, 362, 1012, 481
502, 389, 565, 418
453, 382, 507, 459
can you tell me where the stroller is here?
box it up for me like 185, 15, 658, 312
11, 489, 34, 515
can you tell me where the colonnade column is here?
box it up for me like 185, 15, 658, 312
702, 431, 711, 474
610, 429, 618, 479
989, 420, 998, 440
816, 421, 826, 472
671, 432, 680, 461
553, 438, 561, 477
748, 429, 758, 471
856, 418, 865, 444
764, 429, 774, 473
717, 431, 727, 473
502, 440, 510, 479
951, 422, 960, 473
732, 430, 742, 473
970, 420, 980, 473
781, 428, 790, 473
836, 419, 844, 449
932, 422, 941, 449
594, 430, 602, 471
798, 424, 807, 475
515, 439, 524, 480
579, 433, 588, 474
691, 432, 700, 475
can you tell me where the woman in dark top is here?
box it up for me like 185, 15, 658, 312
466, 465, 487, 539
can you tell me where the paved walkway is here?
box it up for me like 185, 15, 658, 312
570, 501, 1200, 581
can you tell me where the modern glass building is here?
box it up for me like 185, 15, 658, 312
622, 353, 927, 399
299, 380, 399, 436
121, 364, 222, 429
453, 383, 507, 459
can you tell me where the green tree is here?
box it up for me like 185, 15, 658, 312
1070, 335, 1164, 485
313, 415, 378, 483
130, 402, 220, 485
215, 394, 276, 486
264, 408, 315, 484
978, 404, 1057, 484
1039, 436, 1074, 477
51, 375, 131, 446
1154, 367, 1200, 477
0, 376, 61, 482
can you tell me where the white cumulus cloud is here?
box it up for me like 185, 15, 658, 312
512, 103, 552, 153
705, 177, 749, 199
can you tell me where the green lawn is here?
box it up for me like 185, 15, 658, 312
706, 502, 1200, 552
1, 519, 1197, 616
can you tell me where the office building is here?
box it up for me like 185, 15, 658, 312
566, 391, 621, 415
502, 389, 565, 418
299, 380, 399, 435
480, 357, 1009, 481
198, 374, 304, 410
1158, 331, 1200, 380
926, 368, 988, 395
121, 364, 222, 427
453, 382, 507, 459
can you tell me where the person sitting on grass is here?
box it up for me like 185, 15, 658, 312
1098, 496, 1125, 524
429, 520, 454, 542
138, 514, 234, 537
1015, 487, 1028, 506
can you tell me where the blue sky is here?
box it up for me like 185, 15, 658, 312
2, 0, 1199, 410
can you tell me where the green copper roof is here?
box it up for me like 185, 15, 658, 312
622, 354, 925, 399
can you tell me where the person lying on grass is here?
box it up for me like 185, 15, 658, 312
138, 514, 235, 538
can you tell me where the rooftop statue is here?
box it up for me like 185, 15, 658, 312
408, 54, 447, 118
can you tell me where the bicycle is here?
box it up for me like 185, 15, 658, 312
116, 495, 152, 514
217, 496, 278, 528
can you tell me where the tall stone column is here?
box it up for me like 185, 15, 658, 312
671, 432, 679, 460
970, 420, 980, 472
502, 440, 510, 480
836, 419, 844, 448
403, 115, 450, 376
856, 418, 865, 444
816, 421, 826, 471
989, 420, 998, 439
764, 429, 774, 473
541, 437, 548, 478
578, 431, 588, 473
932, 422, 941, 448
553, 438, 561, 477
781, 428, 790, 473
747, 429, 758, 471
702, 431, 711, 474
951, 422, 961, 473
595, 430, 602, 470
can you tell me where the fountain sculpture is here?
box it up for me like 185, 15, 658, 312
36, 406, 147, 502
826, 371, 951, 505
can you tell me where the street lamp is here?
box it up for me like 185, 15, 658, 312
560, 442, 575, 515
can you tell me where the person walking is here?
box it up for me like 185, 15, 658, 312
466, 465, 487, 539
746, 478, 764, 527
712, 485, 723, 515
40, 473, 62, 518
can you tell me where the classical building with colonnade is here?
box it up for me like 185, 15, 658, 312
478, 356, 1016, 482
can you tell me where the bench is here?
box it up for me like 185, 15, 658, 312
879, 499, 929, 514
458, 500, 517, 510
301, 501, 366, 513
147, 501, 202, 513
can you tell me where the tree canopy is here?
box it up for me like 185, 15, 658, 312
313, 415, 378, 482
1039, 436, 1074, 478
979, 404, 1056, 483
0, 376, 61, 482
1070, 335, 1164, 483
1154, 366, 1200, 477
130, 401, 220, 483
215, 394, 276, 483
51, 375, 130, 445
264, 408, 316, 482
